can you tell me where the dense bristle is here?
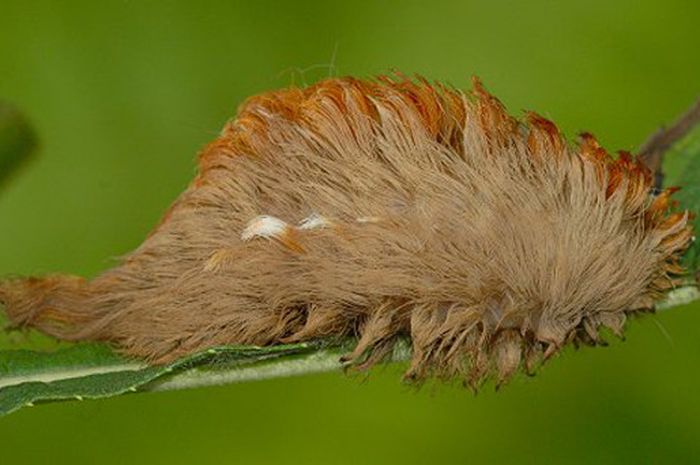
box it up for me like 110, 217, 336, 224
0, 74, 693, 387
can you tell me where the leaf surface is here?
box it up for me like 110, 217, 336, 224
0, 342, 330, 416
663, 123, 700, 272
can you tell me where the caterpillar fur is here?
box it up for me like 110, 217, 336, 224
0, 75, 693, 387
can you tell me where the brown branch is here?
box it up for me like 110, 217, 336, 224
639, 96, 700, 189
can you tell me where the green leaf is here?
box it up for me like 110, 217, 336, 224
0, 101, 36, 185
0, 341, 338, 417
662, 123, 700, 274
0, 338, 413, 417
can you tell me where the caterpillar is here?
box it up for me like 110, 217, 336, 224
0, 75, 693, 387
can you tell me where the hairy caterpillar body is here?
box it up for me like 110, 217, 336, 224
0, 75, 693, 386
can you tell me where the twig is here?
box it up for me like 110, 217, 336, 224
639, 96, 700, 189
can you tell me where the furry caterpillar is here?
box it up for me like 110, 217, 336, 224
0, 75, 693, 387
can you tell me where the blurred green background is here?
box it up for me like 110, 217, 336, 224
1, 1, 699, 463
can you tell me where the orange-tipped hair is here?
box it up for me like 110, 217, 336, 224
0, 74, 693, 387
